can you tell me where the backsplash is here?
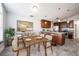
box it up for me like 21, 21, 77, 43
61, 28, 74, 32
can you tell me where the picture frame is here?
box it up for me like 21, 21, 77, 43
17, 20, 33, 32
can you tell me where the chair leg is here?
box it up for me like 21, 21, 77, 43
34, 44, 36, 47
28, 45, 31, 56
50, 46, 53, 53
27, 45, 31, 56
50, 41, 53, 53
16, 50, 19, 56
22, 39, 26, 48
43, 42, 47, 56
27, 46, 31, 56
27, 47, 29, 56
38, 43, 40, 52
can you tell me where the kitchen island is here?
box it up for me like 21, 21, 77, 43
41, 31, 65, 46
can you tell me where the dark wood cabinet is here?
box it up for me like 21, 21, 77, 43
52, 33, 65, 46
68, 32, 73, 39
41, 19, 51, 28
53, 20, 74, 32
44, 32, 65, 46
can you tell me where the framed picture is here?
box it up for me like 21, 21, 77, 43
17, 20, 33, 32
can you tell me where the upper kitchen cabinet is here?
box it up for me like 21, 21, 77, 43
68, 20, 74, 28
41, 19, 51, 28
54, 20, 74, 28
53, 20, 74, 31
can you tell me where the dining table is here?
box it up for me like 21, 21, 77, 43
22, 35, 48, 56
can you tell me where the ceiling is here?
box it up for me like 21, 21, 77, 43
3, 3, 79, 20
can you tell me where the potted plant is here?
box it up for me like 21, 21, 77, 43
5, 27, 15, 46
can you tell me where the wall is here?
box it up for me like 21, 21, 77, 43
0, 4, 3, 53
68, 15, 79, 20
6, 12, 52, 33
6, 7, 79, 38
2, 4, 7, 32
68, 14, 79, 39
0, 4, 3, 42
0, 4, 6, 53
74, 21, 79, 39
2, 4, 7, 46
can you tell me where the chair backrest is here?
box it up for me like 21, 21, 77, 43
12, 36, 24, 52
12, 36, 18, 52
40, 33, 45, 37
45, 35, 52, 41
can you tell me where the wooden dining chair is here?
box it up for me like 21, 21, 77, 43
12, 36, 20, 56
40, 33, 45, 37
12, 36, 28, 56
44, 34, 53, 53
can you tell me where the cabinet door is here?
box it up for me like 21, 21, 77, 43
41, 19, 51, 28
69, 21, 73, 28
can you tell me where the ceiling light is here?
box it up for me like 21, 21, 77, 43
32, 3, 39, 12
58, 8, 61, 10
30, 15, 34, 17
32, 5, 38, 9
67, 20, 69, 23
45, 21, 47, 24
67, 9, 70, 12
56, 17, 61, 22
58, 19, 60, 22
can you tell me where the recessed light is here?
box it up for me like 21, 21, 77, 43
56, 17, 61, 22
67, 9, 70, 12
45, 16, 47, 17
32, 6, 38, 9
58, 8, 61, 10
67, 20, 69, 23
30, 15, 34, 17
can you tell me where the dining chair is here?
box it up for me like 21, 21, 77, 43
12, 36, 20, 56
12, 36, 28, 56
40, 33, 45, 37
44, 34, 53, 53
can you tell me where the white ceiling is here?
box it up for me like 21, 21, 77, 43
3, 3, 79, 20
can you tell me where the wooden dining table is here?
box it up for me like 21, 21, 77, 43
22, 36, 48, 56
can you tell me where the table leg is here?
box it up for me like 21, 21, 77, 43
43, 42, 47, 56
27, 47, 29, 56
28, 45, 31, 56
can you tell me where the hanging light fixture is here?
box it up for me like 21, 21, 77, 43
58, 19, 60, 22
32, 3, 39, 12
66, 9, 70, 23
56, 17, 60, 22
